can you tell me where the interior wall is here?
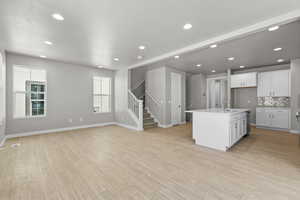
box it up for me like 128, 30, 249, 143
6, 52, 115, 135
130, 66, 148, 90
0, 50, 6, 142
145, 67, 166, 124
232, 88, 257, 124
114, 68, 138, 127
186, 73, 207, 110
290, 59, 300, 132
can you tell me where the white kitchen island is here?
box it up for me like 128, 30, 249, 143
186, 109, 249, 151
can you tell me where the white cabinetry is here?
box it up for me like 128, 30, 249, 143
231, 72, 257, 88
229, 113, 247, 147
256, 108, 290, 129
257, 70, 290, 97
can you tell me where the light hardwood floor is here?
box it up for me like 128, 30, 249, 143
0, 124, 300, 200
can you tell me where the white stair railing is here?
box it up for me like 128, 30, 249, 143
145, 90, 162, 124
128, 90, 143, 130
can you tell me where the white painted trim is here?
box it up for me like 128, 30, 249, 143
116, 123, 142, 131
255, 125, 290, 132
158, 124, 173, 128
5, 122, 116, 140
128, 10, 300, 69
0, 135, 6, 147
127, 109, 143, 131
290, 130, 300, 134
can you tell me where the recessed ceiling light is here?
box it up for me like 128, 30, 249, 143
210, 44, 218, 48
228, 57, 235, 61
39, 55, 46, 58
113, 58, 119, 61
240, 65, 245, 68
183, 23, 193, 30
97, 65, 104, 68
268, 25, 279, 32
174, 55, 180, 59
212, 70, 216, 73
273, 47, 283, 51
139, 45, 146, 50
196, 64, 202, 67
277, 59, 284, 63
44, 41, 53, 45
137, 55, 143, 60
52, 13, 64, 21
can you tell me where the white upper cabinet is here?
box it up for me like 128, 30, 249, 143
257, 69, 290, 97
230, 72, 257, 88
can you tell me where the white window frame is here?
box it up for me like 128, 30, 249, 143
13, 65, 47, 119
93, 76, 111, 113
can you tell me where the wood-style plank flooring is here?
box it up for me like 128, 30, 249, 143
0, 124, 300, 200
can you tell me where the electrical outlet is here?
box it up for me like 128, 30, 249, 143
68, 118, 73, 123
80, 117, 83, 122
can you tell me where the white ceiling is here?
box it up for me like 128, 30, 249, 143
0, 0, 300, 69
146, 20, 300, 75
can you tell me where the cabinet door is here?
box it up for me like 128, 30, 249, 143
272, 70, 290, 97
245, 72, 257, 87
258, 72, 272, 97
271, 110, 289, 129
242, 117, 247, 136
231, 74, 242, 88
257, 73, 264, 97
256, 108, 269, 126
230, 120, 238, 146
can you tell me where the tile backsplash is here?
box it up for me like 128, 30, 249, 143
257, 97, 290, 107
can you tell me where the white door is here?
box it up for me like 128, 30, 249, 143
171, 72, 182, 125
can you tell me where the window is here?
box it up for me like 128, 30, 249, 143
93, 76, 111, 113
13, 66, 46, 118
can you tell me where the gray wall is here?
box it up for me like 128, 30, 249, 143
291, 59, 300, 132
232, 88, 257, 124
114, 68, 137, 127
0, 50, 6, 141
6, 53, 115, 135
130, 66, 148, 90
145, 67, 166, 124
186, 73, 206, 110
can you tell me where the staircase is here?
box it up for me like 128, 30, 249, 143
132, 80, 158, 130
143, 109, 158, 129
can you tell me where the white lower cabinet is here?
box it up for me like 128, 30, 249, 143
229, 113, 247, 147
256, 108, 290, 129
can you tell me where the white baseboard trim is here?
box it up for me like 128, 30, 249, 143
5, 122, 116, 140
1, 121, 145, 146
116, 123, 141, 131
290, 130, 300, 134
158, 124, 173, 128
0, 135, 6, 147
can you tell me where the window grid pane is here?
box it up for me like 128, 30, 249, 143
93, 77, 111, 113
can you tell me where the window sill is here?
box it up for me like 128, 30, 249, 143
14, 115, 46, 120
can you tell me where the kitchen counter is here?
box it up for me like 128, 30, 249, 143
186, 108, 249, 114
187, 109, 249, 151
